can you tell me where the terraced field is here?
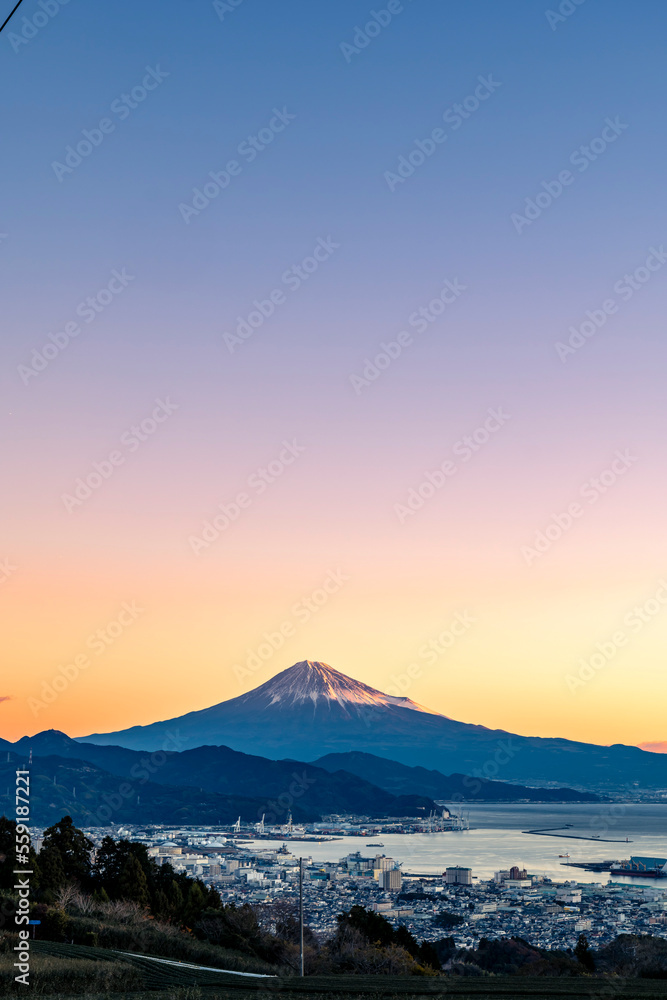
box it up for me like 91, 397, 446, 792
1, 941, 666, 999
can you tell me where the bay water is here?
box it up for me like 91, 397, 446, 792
251, 804, 667, 884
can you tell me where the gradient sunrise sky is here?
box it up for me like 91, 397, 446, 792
1, 0, 666, 748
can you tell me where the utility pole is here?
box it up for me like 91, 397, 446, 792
299, 857, 304, 977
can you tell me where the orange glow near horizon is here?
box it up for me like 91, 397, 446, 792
3, 532, 667, 748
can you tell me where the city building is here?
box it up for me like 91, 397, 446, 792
75, 823, 667, 954
557, 889, 582, 904
379, 868, 402, 891
445, 866, 473, 885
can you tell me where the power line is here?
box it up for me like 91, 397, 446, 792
299, 857, 304, 977
0, 0, 26, 35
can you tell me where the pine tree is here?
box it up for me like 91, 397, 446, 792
93, 836, 124, 889
117, 856, 150, 907
183, 882, 206, 927
166, 879, 184, 920
38, 845, 66, 901
41, 816, 93, 887
575, 933, 595, 973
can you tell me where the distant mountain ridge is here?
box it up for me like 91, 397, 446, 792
0, 751, 280, 829
313, 752, 601, 803
0, 731, 438, 825
0, 730, 600, 832
74, 660, 667, 792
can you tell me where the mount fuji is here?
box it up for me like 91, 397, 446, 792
229, 659, 440, 716
79, 660, 667, 793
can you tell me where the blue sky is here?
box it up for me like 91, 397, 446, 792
2, 0, 667, 745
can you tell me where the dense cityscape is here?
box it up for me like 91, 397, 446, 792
51, 821, 667, 954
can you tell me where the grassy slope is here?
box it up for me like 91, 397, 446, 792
1, 941, 666, 998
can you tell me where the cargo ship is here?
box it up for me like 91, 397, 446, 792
609, 856, 667, 879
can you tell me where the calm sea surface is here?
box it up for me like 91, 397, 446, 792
243, 804, 667, 885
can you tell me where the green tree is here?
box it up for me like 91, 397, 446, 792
41, 816, 93, 887
166, 878, 184, 914
37, 844, 66, 901
195, 902, 264, 956
94, 837, 154, 899
333, 905, 440, 970
204, 884, 222, 910
337, 905, 394, 947
183, 882, 206, 927
117, 855, 150, 907
92, 836, 124, 891
40, 905, 69, 941
575, 933, 595, 973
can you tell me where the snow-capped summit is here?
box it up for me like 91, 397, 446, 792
79, 658, 449, 752
235, 660, 440, 716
